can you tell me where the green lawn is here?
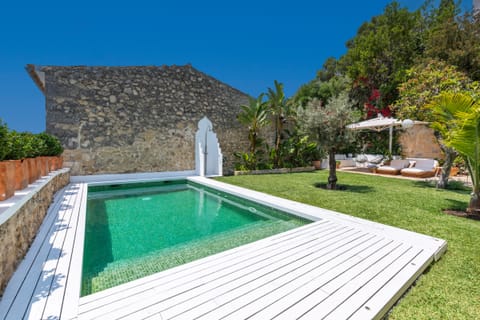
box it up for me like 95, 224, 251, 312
217, 171, 480, 319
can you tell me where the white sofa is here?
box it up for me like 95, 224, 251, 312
354, 154, 384, 168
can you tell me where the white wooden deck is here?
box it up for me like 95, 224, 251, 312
0, 175, 447, 320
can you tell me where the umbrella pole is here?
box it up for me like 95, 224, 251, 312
389, 125, 393, 154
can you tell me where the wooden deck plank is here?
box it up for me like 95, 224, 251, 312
235, 238, 397, 320
0, 188, 67, 319
178, 234, 383, 320
274, 243, 416, 320
319, 248, 425, 320
0, 185, 77, 319
61, 183, 88, 320
42, 184, 86, 319
78, 220, 330, 310
304, 246, 422, 320
25, 184, 80, 319
152, 229, 371, 320
348, 250, 433, 320
78, 222, 343, 319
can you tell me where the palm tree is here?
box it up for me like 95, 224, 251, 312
266, 80, 294, 168
237, 94, 269, 169
429, 92, 480, 214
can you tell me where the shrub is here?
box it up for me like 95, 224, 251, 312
0, 119, 8, 161
4, 131, 27, 160
19, 132, 46, 158
37, 132, 63, 156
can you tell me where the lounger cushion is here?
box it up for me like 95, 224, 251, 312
376, 160, 410, 175
401, 159, 439, 178
369, 155, 384, 164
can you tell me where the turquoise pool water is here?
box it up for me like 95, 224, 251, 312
82, 180, 309, 296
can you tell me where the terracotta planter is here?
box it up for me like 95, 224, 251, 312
57, 156, 63, 169
37, 157, 48, 177
312, 160, 322, 170
26, 158, 39, 183
9, 159, 28, 191
450, 167, 459, 177
49, 156, 64, 171
48, 156, 57, 171
43, 157, 51, 175
0, 161, 16, 201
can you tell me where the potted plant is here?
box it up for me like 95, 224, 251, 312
0, 120, 15, 201
5, 130, 28, 190
451, 156, 465, 176
38, 132, 64, 171
21, 132, 40, 183
311, 147, 326, 170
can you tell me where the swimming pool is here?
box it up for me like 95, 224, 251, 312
82, 180, 309, 295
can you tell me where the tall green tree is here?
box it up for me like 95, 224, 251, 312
299, 92, 359, 190
266, 80, 294, 168
394, 59, 472, 121
0, 119, 9, 161
394, 59, 475, 188
339, 1, 423, 109
292, 76, 349, 109
423, 0, 480, 81
429, 92, 480, 214
237, 94, 269, 155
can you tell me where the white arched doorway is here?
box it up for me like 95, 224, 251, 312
195, 117, 223, 176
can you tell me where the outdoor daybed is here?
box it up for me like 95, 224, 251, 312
376, 159, 411, 175
400, 159, 439, 178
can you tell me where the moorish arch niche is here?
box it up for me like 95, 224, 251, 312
195, 117, 223, 176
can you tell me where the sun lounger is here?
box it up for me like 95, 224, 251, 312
376, 159, 410, 175
400, 159, 439, 178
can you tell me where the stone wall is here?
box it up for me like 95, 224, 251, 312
399, 125, 443, 159
0, 169, 70, 297
42, 65, 250, 175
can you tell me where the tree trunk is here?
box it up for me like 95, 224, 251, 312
437, 146, 457, 189
327, 150, 337, 190
468, 191, 480, 215
274, 116, 283, 168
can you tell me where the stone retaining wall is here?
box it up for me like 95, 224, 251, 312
0, 169, 70, 297
42, 65, 250, 175
399, 125, 443, 159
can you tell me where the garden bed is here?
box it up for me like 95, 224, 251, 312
234, 166, 316, 176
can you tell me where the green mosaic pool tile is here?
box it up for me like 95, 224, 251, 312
82, 219, 303, 296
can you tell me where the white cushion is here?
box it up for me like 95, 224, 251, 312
414, 159, 436, 170
389, 159, 410, 169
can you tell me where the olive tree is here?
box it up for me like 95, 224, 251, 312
299, 92, 359, 190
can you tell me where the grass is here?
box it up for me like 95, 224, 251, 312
217, 171, 480, 320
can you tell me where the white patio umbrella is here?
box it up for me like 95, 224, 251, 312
346, 114, 427, 154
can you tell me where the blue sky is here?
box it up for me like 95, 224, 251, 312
0, 0, 472, 133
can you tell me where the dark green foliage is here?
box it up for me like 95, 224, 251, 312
339, 1, 424, 109
292, 76, 349, 109
278, 130, 320, 168
22, 133, 46, 158
37, 132, 64, 156
425, 9, 480, 81
5, 131, 27, 160
0, 119, 8, 161
0, 123, 62, 160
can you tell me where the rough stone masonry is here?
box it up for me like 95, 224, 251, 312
39, 65, 250, 175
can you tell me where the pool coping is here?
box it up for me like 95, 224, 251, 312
0, 173, 448, 319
